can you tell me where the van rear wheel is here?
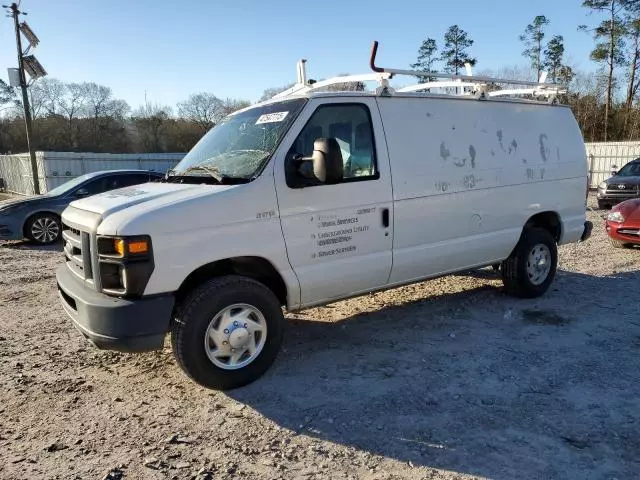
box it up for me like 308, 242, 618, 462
171, 275, 284, 390
501, 228, 557, 298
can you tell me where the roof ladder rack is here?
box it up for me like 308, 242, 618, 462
269, 41, 566, 104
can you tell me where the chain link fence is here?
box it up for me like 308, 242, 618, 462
0, 152, 184, 195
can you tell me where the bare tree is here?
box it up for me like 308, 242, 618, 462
80, 82, 125, 149
133, 103, 173, 152
22, 80, 48, 120
177, 93, 224, 132
219, 98, 251, 118
259, 84, 294, 102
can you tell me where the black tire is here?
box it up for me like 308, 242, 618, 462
610, 238, 631, 249
25, 213, 61, 244
501, 228, 558, 299
171, 275, 284, 390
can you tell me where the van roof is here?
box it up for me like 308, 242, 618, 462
235, 88, 569, 117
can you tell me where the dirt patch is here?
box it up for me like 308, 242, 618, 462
1, 201, 639, 480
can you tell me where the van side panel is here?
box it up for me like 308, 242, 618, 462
376, 96, 586, 284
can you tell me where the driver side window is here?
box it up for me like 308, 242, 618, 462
291, 104, 378, 184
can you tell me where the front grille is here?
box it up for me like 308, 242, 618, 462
617, 228, 640, 237
605, 184, 640, 196
62, 223, 93, 282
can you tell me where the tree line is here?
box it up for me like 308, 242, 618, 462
0, 78, 250, 154
412, 1, 640, 142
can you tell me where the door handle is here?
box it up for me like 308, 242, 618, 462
381, 208, 390, 228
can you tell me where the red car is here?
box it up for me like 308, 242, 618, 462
605, 198, 640, 248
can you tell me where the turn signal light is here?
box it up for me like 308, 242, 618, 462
114, 239, 125, 256
128, 240, 149, 254
113, 238, 149, 256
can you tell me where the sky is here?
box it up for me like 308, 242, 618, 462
0, 0, 608, 110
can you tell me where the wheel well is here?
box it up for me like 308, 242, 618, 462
176, 257, 288, 306
22, 211, 61, 237
524, 211, 561, 241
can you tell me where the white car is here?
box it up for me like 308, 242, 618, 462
56, 47, 592, 390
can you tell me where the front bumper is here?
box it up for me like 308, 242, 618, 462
597, 190, 639, 204
56, 265, 174, 352
581, 221, 593, 242
606, 223, 640, 245
0, 215, 23, 240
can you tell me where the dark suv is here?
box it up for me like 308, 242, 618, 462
596, 159, 640, 209
0, 169, 164, 244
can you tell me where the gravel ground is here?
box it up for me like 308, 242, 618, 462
1, 196, 639, 480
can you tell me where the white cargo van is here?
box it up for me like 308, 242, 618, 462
56, 43, 592, 389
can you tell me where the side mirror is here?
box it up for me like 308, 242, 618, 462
287, 138, 343, 188
310, 138, 343, 184
611, 165, 618, 176
75, 188, 89, 198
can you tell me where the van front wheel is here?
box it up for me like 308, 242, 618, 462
171, 276, 284, 390
501, 228, 557, 298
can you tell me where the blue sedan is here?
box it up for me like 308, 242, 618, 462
0, 169, 164, 244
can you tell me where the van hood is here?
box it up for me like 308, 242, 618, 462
69, 182, 237, 217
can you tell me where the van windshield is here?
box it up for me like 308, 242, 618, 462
169, 99, 307, 183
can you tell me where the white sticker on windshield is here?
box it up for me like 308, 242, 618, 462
256, 111, 289, 124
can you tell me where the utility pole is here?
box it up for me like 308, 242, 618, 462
5, 2, 40, 194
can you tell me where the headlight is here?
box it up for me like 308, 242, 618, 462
607, 211, 625, 223
96, 235, 154, 297
598, 181, 607, 190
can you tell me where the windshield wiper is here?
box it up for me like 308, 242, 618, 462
167, 165, 251, 184
179, 164, 224, 182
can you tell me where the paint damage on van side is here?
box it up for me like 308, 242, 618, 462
440, 142, 451, 161
539, 134, 550, 162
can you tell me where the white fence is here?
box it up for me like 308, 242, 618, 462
0, 152, 185, 195
585, 141, 640, 188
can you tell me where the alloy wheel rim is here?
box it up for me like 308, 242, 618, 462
31, 217, 59, 243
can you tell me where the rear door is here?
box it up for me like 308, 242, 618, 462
273, 98, 394, 307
